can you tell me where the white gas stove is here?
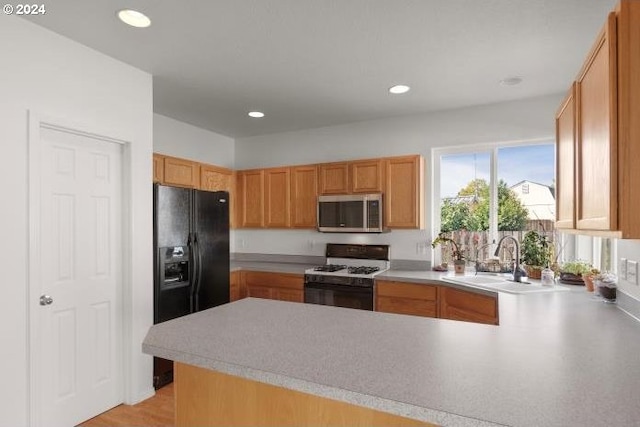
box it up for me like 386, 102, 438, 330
304, 244, 390, 292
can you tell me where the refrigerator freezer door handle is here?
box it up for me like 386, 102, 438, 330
188, 232, 197, 313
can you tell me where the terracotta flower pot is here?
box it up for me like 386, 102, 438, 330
584, 275, 595, 292
524, 265, 542, 280
453, 260, 466, 274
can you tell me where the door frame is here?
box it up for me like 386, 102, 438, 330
27, 111, 133, 426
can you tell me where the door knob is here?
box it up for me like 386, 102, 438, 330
39, 295, 53, 306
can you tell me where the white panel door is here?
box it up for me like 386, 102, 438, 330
34, 125, 123, 426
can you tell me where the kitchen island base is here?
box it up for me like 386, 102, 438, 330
175, 362, 434, 427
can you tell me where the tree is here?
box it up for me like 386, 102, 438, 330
440, 179, 529, 231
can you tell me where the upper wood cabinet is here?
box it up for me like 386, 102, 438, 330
575, 12, 618, 232
384, 155, 424, 229
236, 167, 295, 229
163, 155, 200, 188
319, 160, 385, 194
153, 154, 165, 183
319, 162, 350, 194
350, 159, 384, 193
200, 164, 233, 192
237, 169, 265, 228
264, 168, 291, 228
556, 1, 640, 238
555, 84, 576, 230
290, 165, 318, 228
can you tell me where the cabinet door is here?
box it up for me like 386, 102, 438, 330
319, 163, 350, 194
246, 285, 272, 300
384, 156, 424, 229
273, 288, 304, 303
350, 159, 384, 193
200, 164, 233, 192
439, 287, 498, 325
153, 154, 165, 183
243, 271, 304, 302
237, 170, 265, 228
555, 85, 576, 229
264, 167, 291, 228
163, 156, 200, 188
376, 281, 438, 318
290, 165, 318, 228
230, 271, 243, 302
576, 13, 618, 231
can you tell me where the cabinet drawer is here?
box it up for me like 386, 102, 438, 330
376, 281, 437, 300
243, 271, 303, 290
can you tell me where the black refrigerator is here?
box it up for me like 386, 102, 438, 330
153, 184, 230, 388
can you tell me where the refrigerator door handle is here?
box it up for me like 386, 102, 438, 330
194, 232, 204, 311
188, 232, 197, 313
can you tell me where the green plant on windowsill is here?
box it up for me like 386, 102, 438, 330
559, 260, 594, 285
520, 230, 551, 279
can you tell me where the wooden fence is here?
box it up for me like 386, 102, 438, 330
437, 227, 556, 266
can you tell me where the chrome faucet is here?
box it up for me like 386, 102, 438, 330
494, 235, 526, 283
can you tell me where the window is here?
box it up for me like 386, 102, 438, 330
433, 142, 556, 268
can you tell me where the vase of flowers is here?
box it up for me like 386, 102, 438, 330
431, 233, 466, 274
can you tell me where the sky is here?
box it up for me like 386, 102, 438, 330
440, 144, 555, 198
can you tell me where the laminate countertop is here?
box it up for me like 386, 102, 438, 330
143, 284, 640, 426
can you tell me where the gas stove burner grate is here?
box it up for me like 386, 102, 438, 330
347, 266, 380, 275
313, 264, 347, 272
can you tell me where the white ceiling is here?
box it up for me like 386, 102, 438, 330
24, 0, 617, 138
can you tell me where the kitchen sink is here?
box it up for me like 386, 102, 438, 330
442, 275, 570, 294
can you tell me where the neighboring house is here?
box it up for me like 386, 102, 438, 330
510, 180, 555, 220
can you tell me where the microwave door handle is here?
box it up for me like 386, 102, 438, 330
363, 198, 368, 231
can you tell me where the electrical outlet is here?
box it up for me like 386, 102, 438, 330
620, 258, 628, 281
628, 260, 638, 286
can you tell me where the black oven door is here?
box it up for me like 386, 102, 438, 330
304, 282, 373, 311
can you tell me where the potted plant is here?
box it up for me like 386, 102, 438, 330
559, 260, 593, 285
432, 233, 466, 274
520, 231, 551, 279
583, 267, 600, 292
594, 272, 617, 302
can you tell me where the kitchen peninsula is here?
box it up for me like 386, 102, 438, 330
143, 289, 640, 427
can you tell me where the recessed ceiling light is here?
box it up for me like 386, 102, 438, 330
499, 76, 523, 86
389, 84, 411, 94
117, 9, 151, 28
248, 111, 265, 118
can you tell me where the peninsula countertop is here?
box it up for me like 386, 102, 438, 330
143, 291, 640, 427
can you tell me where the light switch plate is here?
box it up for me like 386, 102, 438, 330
620, 258, 628, 281
628, 260, 638, 286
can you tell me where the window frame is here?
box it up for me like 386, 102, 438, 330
431, 138, 554, 265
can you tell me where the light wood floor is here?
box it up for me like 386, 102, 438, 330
79, 383, 175, 427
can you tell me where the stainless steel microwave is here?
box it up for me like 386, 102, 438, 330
317, 194, 384, 232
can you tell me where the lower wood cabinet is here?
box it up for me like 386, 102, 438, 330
376, 281, 438, 318
241, 271, 304, 303
439, 287, 499, 325
230, 271, 242, 302
375, 280, 499, 325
